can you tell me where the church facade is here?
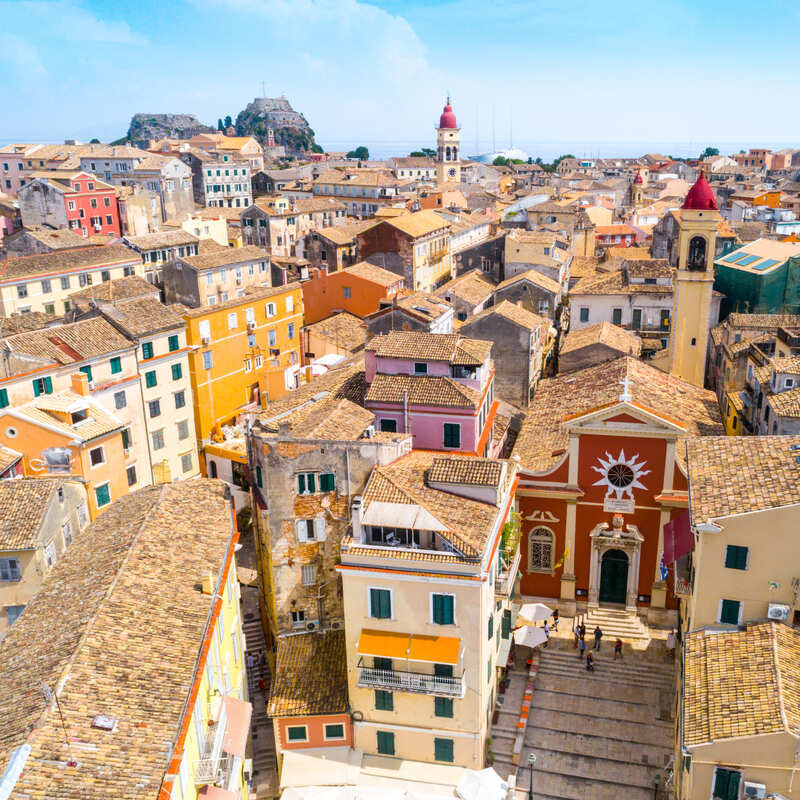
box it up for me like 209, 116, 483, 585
511, 357, 724, 623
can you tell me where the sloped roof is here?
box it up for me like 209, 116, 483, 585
513, 357, 723, 473
436, 270, 495, 307
366, 373, 481, 408
495, 268, 562, 296
0, 478, 68, 551
0, 245, 139, 281
560, 321, 642, 358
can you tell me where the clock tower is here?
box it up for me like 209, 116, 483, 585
669, 171, 720, 388
436, 97, 460, 184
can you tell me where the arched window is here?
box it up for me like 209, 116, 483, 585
687, 236, 707, 270
528, 527, 554, 572
445, 146, 451, 162
209, 460, 218, 479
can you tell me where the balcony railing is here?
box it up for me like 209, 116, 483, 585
357, 666, 465, 698
495, 545, 522, 597
195, 753, 232, 785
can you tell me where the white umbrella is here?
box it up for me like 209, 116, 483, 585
456, 767, 509, 800
513, 626, 548, 648
518, 602, 553, 624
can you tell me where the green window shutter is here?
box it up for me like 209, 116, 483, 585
443, 423, 460, 448
434, 697, 453, 718
171, 363, 182, 380
377, 731, 395, 756
80, 365, 92, 383
375, 690, 393, 710
0, 389, 7, 409
720, 599, 741, 625
142, 342, 153, 359
44, 376, 53, 394
256, 465, 263, 488
145, 371, 157, 388
502, 609, 511, 639
487, 658, 492, 682
33, 379, 41, 397
95, 484, 110, 507
297, 474, 306, 494
726, 770, 740, 800
320, 473, 335, 492
121, 428, 130, 449
725, 545, 748, 570
287, 726, 306, 742
307, 473, 316, 493
110, 356, 121, 374
380, 418, 397, 433
168, 334, 179, 352
371, 588, 391, 619
488, 614, 493, 639
432, 594, 443, 624
443, 594, 454, 624
434, 663, 453, 678
434, 737, 454, 762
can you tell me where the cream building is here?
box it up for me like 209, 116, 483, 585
92, 297, 200, 483
339, 452, 519, 768
0, 245, 143, 317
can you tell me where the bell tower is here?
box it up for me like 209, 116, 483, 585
669, 171, 719, 388
436, 97, 460, 184
631, 169, 644, 207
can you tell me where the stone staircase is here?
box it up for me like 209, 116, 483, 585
490, 658, 531, 781
241, 587, 278, 798
575, 606, 651, 641
516, 647, 674, 800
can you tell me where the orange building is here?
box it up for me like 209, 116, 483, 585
301, 261, 404, 325
0, 373, 129, 518
178, 282, 304, 444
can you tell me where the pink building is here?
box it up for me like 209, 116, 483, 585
364, 330, 498, 455
0, 144, 44, 196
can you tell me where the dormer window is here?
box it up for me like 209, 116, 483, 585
414, 362, 428, 375
70, 408, 88, 424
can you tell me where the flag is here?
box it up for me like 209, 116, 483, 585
554, 545, 570, 570
660, 556, 669, 582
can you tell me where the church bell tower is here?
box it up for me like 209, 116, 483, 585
669, 171, 719, 388
436, 97, 460, 184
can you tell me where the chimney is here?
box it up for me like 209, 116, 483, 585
71, 371, 90, 396
351, 496, 363, 542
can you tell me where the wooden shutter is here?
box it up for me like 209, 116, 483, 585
297, 474, 306, 494
308, 473, 316, 493
432, 594, 443, 624
45, 376, 52, 394
442, 594, 454, 624
314, 518, 326, 542
296, 520, 308, 542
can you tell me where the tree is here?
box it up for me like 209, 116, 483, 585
409, 149, 435, 158
553, 154, 575, 167
217, 118, 224, 131
493, 156, 509, 166
346, 146, 369, 160
224, 115, 233, 129
89, 138, 100, 144
311, 143, 324, 154
700, 146, 719, 160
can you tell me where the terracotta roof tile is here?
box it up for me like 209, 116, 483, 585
366, 373, 480, 408
0, 478, 73, 551
97, 296, 184, 338
178, 244, 269, 271
124, 230, 199, 250
435, 270, 496, 306
342, 261, 403, 287
0, 245, 139, 281
496, 269, 562, 296
67, 275, 158, 307
428, 456, 503, 487
468, 299, 550, 331
304, 312, 366, 353
268, 630, 348, 717
686, 435, 800, 522
514, 357, 723, 473
560, 321, 642, 358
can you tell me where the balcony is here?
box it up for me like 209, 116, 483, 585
357, 665, 466, 698
495, 545, 521, 597
195, 752, 233, 785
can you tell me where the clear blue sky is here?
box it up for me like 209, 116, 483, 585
1, 0, 798, 159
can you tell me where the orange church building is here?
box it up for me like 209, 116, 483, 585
511, 357, 724, 623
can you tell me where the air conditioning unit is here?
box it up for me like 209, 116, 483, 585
236, 276, 242, 284
331, 621, 341, 629
743, 782, 766, 799
124, 447, 132, 456
270, 348, 280, 357
365, 424, 376, 438
768, 603, 791, 621
247, 321, 256, 332
305, 621, 317, 631
201, 336, 211, 346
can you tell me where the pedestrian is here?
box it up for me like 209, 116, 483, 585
543, 620, 550, 647
614, 638, 623, 660
578, 637, 586, 659
593, 625, 603, 651
666, 629, 676, 661
552, 609, 559, 631
573, 622, 580, 648
246, 651, 256, 671
579, 623, 586, 642
586, 651, 594, 672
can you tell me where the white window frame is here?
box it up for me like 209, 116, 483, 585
266, 302, 276, 317
429, 592, 457, 625
528, 526, 555, 572
367, 585, 394, 620
244, 358, 252, 373
62, 519, 72, 547
285, 724, 309, 743
301, 564, 316, 586
323, 722, 346, 741
44, 540, 57, 567
227, 312, 238, 330
89, 445, 106, 468
94, 481, 112, 508
286, 296, 294, 312
717, 598, 743, 625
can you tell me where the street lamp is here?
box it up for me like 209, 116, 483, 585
528, 753, 537, 800
653, 774, 661, 800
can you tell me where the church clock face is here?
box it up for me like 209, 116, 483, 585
591, 449, 650, 500
448, 167, 456, 178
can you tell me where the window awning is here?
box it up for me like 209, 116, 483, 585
221, 695, 252, 758
357, 629, 460, 665
663, 510, 694, 564
360, 501, 448, 532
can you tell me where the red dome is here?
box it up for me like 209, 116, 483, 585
682, 172, 717, 210
439, 100, 457, 129
633, 169, 643, 184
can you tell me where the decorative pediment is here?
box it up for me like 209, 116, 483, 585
564, 400, 686, 436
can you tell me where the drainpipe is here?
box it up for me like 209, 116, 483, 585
403, 390, 409, 434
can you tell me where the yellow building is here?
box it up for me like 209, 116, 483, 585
339, 452, 519, 768
672, 436, 800, 800
669, 173, 720, 387
0, 480, 250, 799
0, 244, 142, 316
179, 283, 304, 444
